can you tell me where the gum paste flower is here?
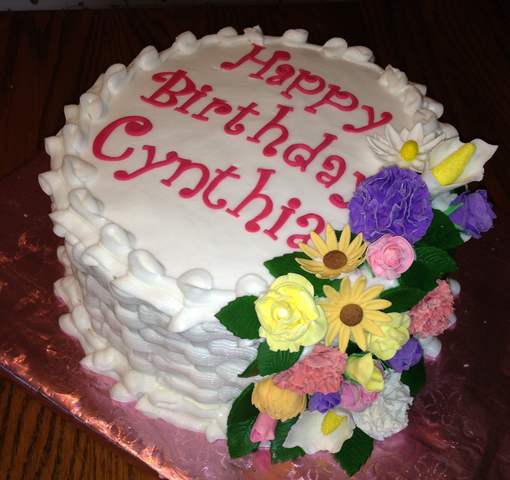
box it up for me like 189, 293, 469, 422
320, 276, 392, 352
349, 166, 433, 244
255, 273, 327, 352
367, 123, 444, 172
296, 224, 367, 279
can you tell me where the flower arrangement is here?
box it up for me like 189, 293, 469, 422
215, 129, 496, 476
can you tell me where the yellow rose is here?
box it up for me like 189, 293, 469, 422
255, 273, 327, 352
345, 353, 384, 392
367, 312, 410, 360
252, 377, 306, 421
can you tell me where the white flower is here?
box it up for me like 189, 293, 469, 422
351, 371, 412, 441
367, 123, 444, 172
417, 336, 442, 359
422, 137, 498, 195
283, 409, 354, 454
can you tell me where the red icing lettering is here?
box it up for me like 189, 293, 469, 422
160, 156, 210, 198
191, 97, 232, 122
280, 69, 326, 100
263, 197, 301, 240
141, 70, 197, 108
304, 84, 359, 114
329, 193, 349, 209
283, 133, 337, 172
226, 168, 276, 233
175, 84, 213, 114
114, 146, 178, 181
315, 154, 346, 188
246, 104, 293, 157
343, 105, 393, 133
224, 102, 260, 135
220, 44, 291, 80
353, 170, 366, 188
266, 64, 295, 86
287, 213, 326, 249
93, 115, 153, 161
202, 166, 241, 209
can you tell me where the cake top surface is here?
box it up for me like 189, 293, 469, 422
61, 27, 441, 290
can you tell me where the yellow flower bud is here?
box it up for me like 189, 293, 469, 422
346, 353, 384, 392
431, 143, 476, 186
367, 312, 410, 360
252, 378, 306, 421
321, 411, 346, 435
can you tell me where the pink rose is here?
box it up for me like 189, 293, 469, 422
410, 280, 454, 337
273, 345, 347, 394
250, 412, 277, 443
339, 382, 379, 412
367, 234, 415, 279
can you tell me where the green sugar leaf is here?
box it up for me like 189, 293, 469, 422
415, 245, 457, 277
257, 342, 303, 376
416, 209, 464, 250
380, 286, 427, 312
334, 427, 374, 476
216, 295, 259, 339
400, 357, 426, 396
264, 252, 340, 296
399, 261, 437, 293
237, 358, 259, 378
227, 384, 260, 458
270, 415, 305, 463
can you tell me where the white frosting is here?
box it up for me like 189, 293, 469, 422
40, 27, 445, 439
351, 371, 412, 441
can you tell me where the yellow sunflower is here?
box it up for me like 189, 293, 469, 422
320, 276, 392, 352
296, 224, 367, 279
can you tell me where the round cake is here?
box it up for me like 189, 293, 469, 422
39, 26, 497, 474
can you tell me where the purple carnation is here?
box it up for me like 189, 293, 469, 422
449, 190, 496, 239
349, 166, 433, 243
387, 337, 423, 372
308, 392, 341, 413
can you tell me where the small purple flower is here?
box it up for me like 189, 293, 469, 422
449, 190, 496, 239
349, 166, 433, 243
387, 337, 423, 372
308, 392, 341, 413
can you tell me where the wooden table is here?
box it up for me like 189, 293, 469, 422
1, 2, 509, 479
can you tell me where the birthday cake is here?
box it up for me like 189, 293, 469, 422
39, 27, 497, 475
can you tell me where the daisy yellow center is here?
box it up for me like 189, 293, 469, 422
400, 140, 419, 162
340, 303, 363, 326
323, 250, 347, 269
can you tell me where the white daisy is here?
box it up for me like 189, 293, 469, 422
367, 123, 444, 172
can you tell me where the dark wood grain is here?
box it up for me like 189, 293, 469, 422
0, 2, 509, 479
0, 376, 158, 479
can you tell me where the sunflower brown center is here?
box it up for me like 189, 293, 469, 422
323, 250, 347, 269
340, 304, 363, 326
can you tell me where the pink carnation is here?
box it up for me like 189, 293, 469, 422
367, 234, 415, 279
273, 345, 346, 394
339, 382, 379, 412
410, 280, 454, 337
